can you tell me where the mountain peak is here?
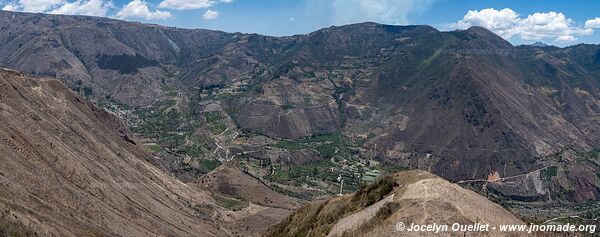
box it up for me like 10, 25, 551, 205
448, 26, 513, 48
531, 41, 549, 47
464, 26, 502, 38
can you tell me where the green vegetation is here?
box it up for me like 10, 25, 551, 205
95, 71, 224, 179
96, 53, 158, 74
131, 106, 185, 148
541, 166, 558, 181
215, 93, 233, 101
178, 145, 203, 157
161, 85, 178, 97
175, 145, 221, 175
269, 169, 291, 183
154, 99, 177, 108
204, 112, 221, 125
146, 144, 161, 153
273, 134, 345, 158
315, 143, 337, 159
352, 175, 396, 206
373, 163, 408, 174
265, 175, 397, 237
265, 133, 405, 193
198, 159, 221, 173
204, 112, 228, 134
281, 103, 294, 110
264, 158, 363, 193
213, 194, 247, 211
82, 86, 93, 98
353, 137, 368, 147
583, 149, 600, 161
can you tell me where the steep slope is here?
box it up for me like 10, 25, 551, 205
363, 26, 597, 181
0, 11, 599, 205
195, 163, 302, 236
0, 69, 225, 236
0, 11, 235, 106
265, 170, 525, 237
227, 23, 438, 139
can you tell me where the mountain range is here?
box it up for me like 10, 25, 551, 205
0, 10, 599, 234
0, 68, 535, 236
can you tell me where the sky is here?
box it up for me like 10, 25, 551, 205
2, 0, 600, 46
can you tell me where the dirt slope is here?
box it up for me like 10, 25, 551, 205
195, 163, 301, 236
266, 170, 525, 237
0, 69, 224, 236
1, 11, 599, 203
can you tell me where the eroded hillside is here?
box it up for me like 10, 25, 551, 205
0, 69, 255, 236
0, 10, 599, 222
266, 170, 526, 237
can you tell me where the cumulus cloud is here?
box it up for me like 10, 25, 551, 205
453, 8, 595, 42
158, 0, 232, 10
49, 0, 112, 17
7, 0, 65, 12
116, 0, 171, 20
202, 9, 218, 20
585, 17, 600, 29
555, 35, 577, 43
21, 0, 64, 12
328, 0, 437, 25
159, 0, 211, 10
2, 3, 18, 11
1, 0, 174, 20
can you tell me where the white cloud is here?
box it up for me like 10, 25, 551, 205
116, 0, 171, 20
454, 8, 519, 38
555, 35, 577, 42
289, 17, 294, 21
453, 8, 594, 42
157, 0, 232, 10
48, 0, 112, 17
2, 0, 65, 12
2, 3, 18, 11
202, 9, 218, 20
329, 0, 437, 25
1, 0, 174, 20
158, 0, 208, 10
16, 0, 64, 12
585, 17, 600, 29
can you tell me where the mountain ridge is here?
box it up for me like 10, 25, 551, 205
0, 10, 599, 207
265, 170, 526, 237
0, 68, 225, 236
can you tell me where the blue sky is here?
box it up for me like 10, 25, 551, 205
3, 0, 600, 46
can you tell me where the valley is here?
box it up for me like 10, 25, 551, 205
0, 9, 599, 236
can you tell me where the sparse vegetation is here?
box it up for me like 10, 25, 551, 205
352, 175, 396, 206
204, 112, 228, 134
198, 159, 222, 174
341, 202, 402, 237
146, 144, 161, 152
541, 166, 558, 181
214, 194, 248, 211
265, 175, 397, 237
